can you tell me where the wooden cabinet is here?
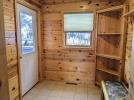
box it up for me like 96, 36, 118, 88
95, 5, 127, 85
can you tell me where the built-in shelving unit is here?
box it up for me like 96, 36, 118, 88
95, 5, 127, 86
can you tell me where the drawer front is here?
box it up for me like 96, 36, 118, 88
8, 75, 19, 100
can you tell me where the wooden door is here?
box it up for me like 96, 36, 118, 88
0, 0, 10, 100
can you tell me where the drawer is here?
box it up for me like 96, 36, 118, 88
8, 75, 19, 100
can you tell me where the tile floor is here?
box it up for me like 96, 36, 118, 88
23, 80, 101, 100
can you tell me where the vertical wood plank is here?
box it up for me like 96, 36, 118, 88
0, 0, 10, 100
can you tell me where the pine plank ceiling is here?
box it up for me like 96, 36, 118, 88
39, 0, 124, 4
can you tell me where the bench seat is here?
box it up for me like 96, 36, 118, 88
101, 81, 128, 100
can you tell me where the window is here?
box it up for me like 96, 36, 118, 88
66, 32, 91, 46
20, 12, 34, 54
64, 13, 94, 47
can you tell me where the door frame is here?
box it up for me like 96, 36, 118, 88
15, 0, 42, 99
130, 22, 134, 87
0, 0, 10, 100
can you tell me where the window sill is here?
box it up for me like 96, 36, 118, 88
63, 46, 94, 50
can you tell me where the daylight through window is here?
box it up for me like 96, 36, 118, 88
64, 13, 94, 47
20, 12, 34, 54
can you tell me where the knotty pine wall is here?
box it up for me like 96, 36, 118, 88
41, 1, 122, 84
3, 0, 41, 100
1, 0, 124, 99
3, 0, 19, 100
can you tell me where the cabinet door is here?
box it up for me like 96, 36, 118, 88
0, 0, 10, 100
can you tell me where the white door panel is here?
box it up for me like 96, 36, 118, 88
17, 4, 38, 96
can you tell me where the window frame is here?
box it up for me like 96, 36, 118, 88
63, 12, 94, 49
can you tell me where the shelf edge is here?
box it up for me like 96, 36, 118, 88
96, 54, 121, 60
97, 5, 124, 13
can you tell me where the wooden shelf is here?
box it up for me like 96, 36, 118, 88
97, 5, 123, 13
123, 9, 134, 17
96, 67, 120, 77
98, 33, 122, 35
97, 54, 121, 60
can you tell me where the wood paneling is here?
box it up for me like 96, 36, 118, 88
40, 0, 124, 5
123, 2, 134, 99
42, 49, 95, 84
124, 3, 134, 84
0, 0, 127, 99
42, 2, 95, 84
3, 0, 19, 100
124, 20, 132, 83
23, 0, 41, 7
97, 35, 122, 57
41, 1, 122, 84
42, 1, 122, 13
8, 76, 19, 100
0, 0, 10, 100
98, 11, 122, 33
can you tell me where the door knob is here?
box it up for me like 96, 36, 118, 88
20, 56, 22, 59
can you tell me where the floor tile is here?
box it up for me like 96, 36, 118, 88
23, 93, 35, 100
47, 96, 60, 100
33, 95, 48, 100
22, 80, 101, 100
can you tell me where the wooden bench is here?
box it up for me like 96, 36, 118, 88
101, 81, 128, 100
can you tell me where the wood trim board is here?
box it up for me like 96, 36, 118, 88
0, 0, 10, 100
101, 81, 110, 100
